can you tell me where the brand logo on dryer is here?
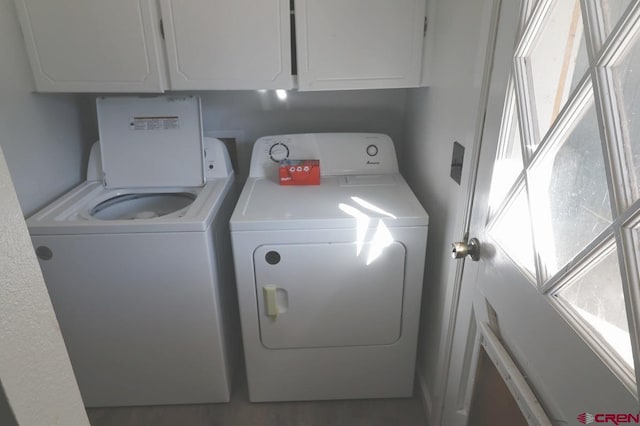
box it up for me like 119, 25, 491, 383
366, 161, 381, 165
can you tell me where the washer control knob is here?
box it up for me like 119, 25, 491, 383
366, 144, 379, 157
269, 143, 289, 162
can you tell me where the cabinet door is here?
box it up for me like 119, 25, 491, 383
160, 0, 293, 90
295, 0, 426, 91
13, 0, 167, 92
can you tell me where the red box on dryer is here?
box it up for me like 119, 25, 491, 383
279, 160, 320, 185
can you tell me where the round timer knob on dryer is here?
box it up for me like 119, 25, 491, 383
269, 143, 290, 162
366, 144, 379, 156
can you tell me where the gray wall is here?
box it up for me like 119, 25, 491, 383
199, 90, 408, 180
400, 0, 494, 422
0, 0, 91, 217
80, 89, 408, 183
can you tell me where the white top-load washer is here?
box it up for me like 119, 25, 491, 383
27, 96, 239, 407
230, 133, 428, 402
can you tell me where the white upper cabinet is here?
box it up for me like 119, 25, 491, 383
294, 0, 426, 91
13, 0, 167, 92
160, 0, 294, 90
13, 0, 427, 92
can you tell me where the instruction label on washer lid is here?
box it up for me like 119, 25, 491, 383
129, 116, 180, 131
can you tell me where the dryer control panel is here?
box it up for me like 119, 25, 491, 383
249, 133, 399, 178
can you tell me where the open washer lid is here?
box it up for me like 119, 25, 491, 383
97, 96, 205, 189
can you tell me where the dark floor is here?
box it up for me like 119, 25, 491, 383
86, 371, 428, 426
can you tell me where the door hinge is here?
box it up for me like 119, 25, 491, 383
423, 16, 428, 37
159, 19, 165, 40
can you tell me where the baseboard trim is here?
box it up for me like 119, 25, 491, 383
416, 366, 433, 425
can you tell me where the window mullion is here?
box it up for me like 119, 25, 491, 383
591, 1, 640, 217
580, 0, 608, 55
514, 0, 554, 162
587, 0, 640, 391
617, 220, 640, 397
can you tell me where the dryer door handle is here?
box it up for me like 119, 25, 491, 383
263, 286, 280, 319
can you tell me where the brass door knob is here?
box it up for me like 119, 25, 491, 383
451, 238, 480, 261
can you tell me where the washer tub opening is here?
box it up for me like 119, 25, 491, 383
90, 192, 196, 220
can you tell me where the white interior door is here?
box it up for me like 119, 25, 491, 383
443, 0, 640, 424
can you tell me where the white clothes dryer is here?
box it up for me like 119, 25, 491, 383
230, 133, 428, 402
27, 96, 239, 407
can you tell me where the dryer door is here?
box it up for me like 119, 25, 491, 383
254, 242, 405, 349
